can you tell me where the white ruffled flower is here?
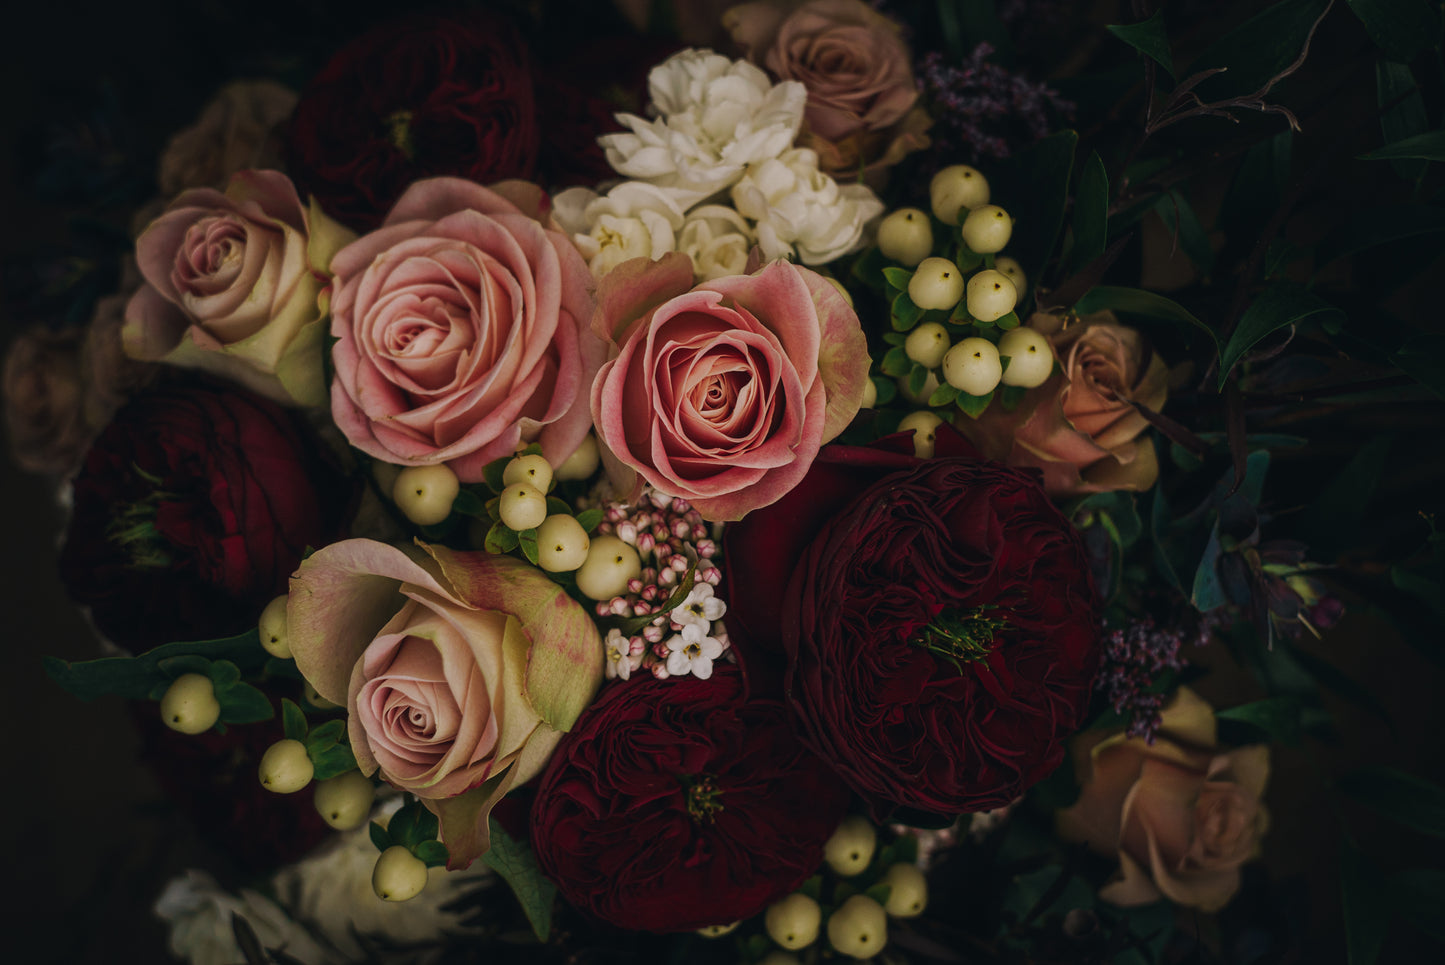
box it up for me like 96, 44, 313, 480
678, 204, 755, 280
155, 870, 337, 965
553, 182, 686, 277
604, 627, 635, 681
672, 582, 727, 629
600, 49, 807, 209
666, 631, 725, 679
731, 147, 885, 265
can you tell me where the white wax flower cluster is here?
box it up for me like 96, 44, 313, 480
562, 48, 882, 278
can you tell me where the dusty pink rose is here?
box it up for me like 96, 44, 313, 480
158, 80, 297, 196
1057, 688, 1270, 913
125, 169, 353, 406
590, 252, 869, 521
288, 539, 603, 866
724, 0, 930, 180
955, 312, 1168, 496
329, 177, 604, 480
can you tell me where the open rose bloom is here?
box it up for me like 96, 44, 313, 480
1057, 688, 1270, 912
287, 539, 603, 866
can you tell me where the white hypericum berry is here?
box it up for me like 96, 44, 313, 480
897, 411, 944, 459
303, 680, 341, 711
313, 771, 376, 831
997, 327, 1055, 388
904, 322, 951, 369
765, 892, 821, 950
860, 378, 879, 409
258, 594, 291, 659
575, 535, 643, 601
392, 464, 460, 526
823, 814, 878, 877
535, 514, 591, 572
930, 165, 990, 225
994, 255, 1026, 293
498, 482, 548, 531
961, 205, 1013, 254
556, 434, 600, 481
879, 863, 929, 918
258, 738, 315, 794
907, 257, 965, 311
372, 845, 429, 903
942, 337, 1003, 396
502, 453, 554, 493
965, 269, 1018, 322
876, 207, 934, 266
696, 921, 740, 938
827, 895, 888, 958
159, 673, 221, 735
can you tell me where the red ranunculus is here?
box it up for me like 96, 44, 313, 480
529, 666, 851, 932
724, 430, 1102, 818
59, 380, 341, 651
286, 13, 539, 232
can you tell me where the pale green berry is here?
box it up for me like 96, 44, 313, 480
907, 257, 965, 311
372, 845, 429, 902
823, 814, 878, 877
160, 673, 221, 735
498, 482, 548, 531
897, 411, 944, 459
696, 921, 739, 938
575, 535, 642, 601
965, 269, 1017, 323
258, 738, 314, 794
392, 464, 460, 526
536, 514, 590, 572
827, 895, 889, 958
961, 205, 1013, 254
994, 255, 1026, 293
555, 434, 600, 481
942, 337, 1003, 397
313, 771, 376, 831
877, 208, 934, 266
997, 327, 1055, 388
930, 165, 990, 225
502, 453, 554, 493
860, 378, 879, 409
879, 863, 929, 918
765, 892, 821, 950
904, 322, 951, 369
258, 594, 291, 659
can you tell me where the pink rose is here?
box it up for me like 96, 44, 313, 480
288, 539, 603, 867
591, 252, 869, 521
124, 170, 354, 406
1057, 688, 1270, 913
329, 177, 604, 480
955, 312, 1169, 496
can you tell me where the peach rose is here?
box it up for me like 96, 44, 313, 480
288, 539, 603, 867
724, 0, 930, 180
124, 169, 353, 406
1057, 688, 1270, 913
955, 312, 1168, 496
590, 252, 869, 521
158, 80, 297, 196
329, 178, 604, 480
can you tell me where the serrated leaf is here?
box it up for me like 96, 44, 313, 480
414, 840, 449, 868
216, 682, 274, 725
518, 528, 540, 566
882, 266, 913, 290
281, 699, 309, 742
955, 389, 994, 419
880, 345, 910, 377
369, 821, 391, 853
485, 521, 520, 555
482, 818, 556, 942
1338, 767, 1445, 839
310, 742, 358, 781
575, 508, 603, 534
1106, 9, 1174, 76
1219, 285, 1343, 386
1074, 286, 1220, 353
891, 290, 924, 332
1070, 151, 1109, 273
928, 382, 959, 407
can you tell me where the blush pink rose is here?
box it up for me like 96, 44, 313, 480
590, 252, 869, 521
329, 177, 604, 480
288, 539, 603, 866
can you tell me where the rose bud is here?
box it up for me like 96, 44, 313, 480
907, 257, 964, 311
930, 164, 990, 224
877, 208, 933, 266
498, 482, 548, 531
312, 771, 376, 831
393, 465, 461, 527
575, 535, 642, 600
879, 863, 928, 917
823, 814, 877, 876
897, 411, 944, 459
961, 205, 1013, 253
942, 337, 1003, 397
997, 327, 1054, 388
372, 845, 429, 902
536, 514, 590, 573
904, 321, 950, 369
259, 738, 315, 794
765, 892, 821, 950
258, 594, 291, 659
965, 269, 1017, 322
160, 673, 221, 735
827, 894, 888, 957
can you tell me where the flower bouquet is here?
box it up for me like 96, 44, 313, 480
6, 1, 1444, 963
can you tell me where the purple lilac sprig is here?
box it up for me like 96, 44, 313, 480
917, 44, 1072, 163
1096, 614, 1217, 743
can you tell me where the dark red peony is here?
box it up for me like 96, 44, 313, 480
724, 430, 1102, 819
59, 380, 341, 651
529, 666, 851, 932
285, 13, 540, 231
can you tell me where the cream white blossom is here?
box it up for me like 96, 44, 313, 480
731, 148, 884, 265
678, 204, 755, 280
666, 630, 726, 679
604, 627, 641, 681
600, 49, 807, 209
553, 182, 686, 277
672, 582, 727, 629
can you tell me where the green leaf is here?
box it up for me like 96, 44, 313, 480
991, 130, 1078, 286
310, 743, 358, 781
369, 821, 391, 853
906, 363, 928, 399
1288, 645, 1393, 729
156, 655, 212, 679
1191, 523, 1228, 612
482, 818, 557, 942
1189, 0, 1332, 100
1073, 286, 1220, 353
928, 382, 959, 407
1217, 696, 1303, 745
216, 682, 274, 725
207, 660, 241, 692
414, 840, 449, 868
574, 508, 603, 534
281, 699, 309, 742
882, 266, 913, 290
451, 488, 487, 519
305, 719, 346, 749
484, 521, 520, 555
1341, 839, 1392, 965
517, 528, 540, 566
1069, 151, 1109, 274
880, 345, 910, 377
1219, 285, 1343, 385
999, 384, 1027, 412
1221, 131, 1293, 243
1152, 190, 1215, 277
1339, 767, 1445, 839
1106, 9, 1174, 76
954, 247, 984, 275
865, 883, 893, 906
1376, 60, 1429, 183
1345, 0, 1439, 65
891, 290, 924, 332
995, 310, 1021, 331
1297, 435, 1391, 556
544, 496, 571, 517
872, 376, 897, 406
1316, 204, 1445, 268
1392, 869, 1445, 942
1073, 491, 1144, 548
482, 457, 507, 495
1359, 129, 1445, 162
955, 389, 994, 419
46, 632, 266, 704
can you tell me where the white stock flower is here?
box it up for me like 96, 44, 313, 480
678, 204, 755, 280
553, 182, 686, 277
731, 148, 885, 265
665, 631, 725, 679
600, 49, 807, 209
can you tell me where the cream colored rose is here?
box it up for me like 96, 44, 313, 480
678, 204, 756, 280
730, 147, 882, 265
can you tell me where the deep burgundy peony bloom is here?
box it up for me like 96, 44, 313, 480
59, 380, 340, 651
529, 666, 851, 932
724, 430, 1102, 819
286, 14, 540, 231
